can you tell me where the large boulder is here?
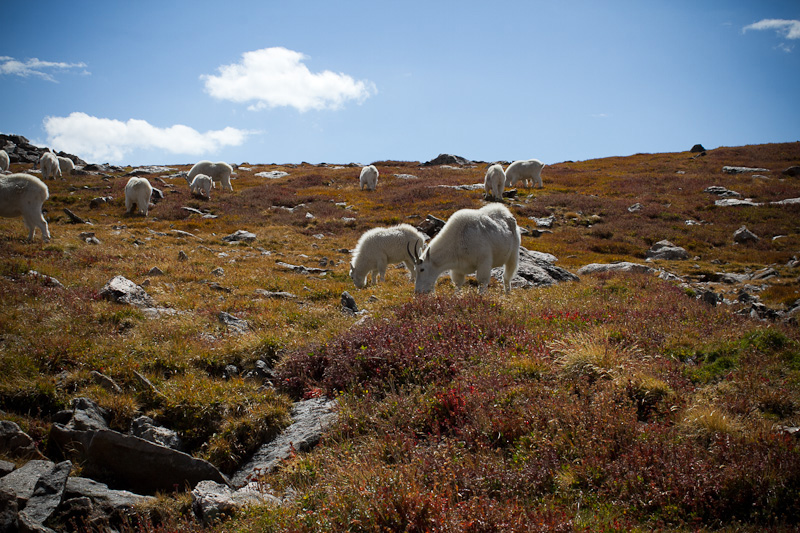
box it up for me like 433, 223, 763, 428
18, 460, 72, 527
733, 225, 759, 244
99, 276, 156, 308
645, 240, 689, 260
494, 247, 579, 289
48, 398, 110, 460
577, 262, 654, 275
421, 154, 472, 167
0, 421, 44, 459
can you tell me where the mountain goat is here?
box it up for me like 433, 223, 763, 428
359, 165, 378, 191
0, 173, 50, 241
188, 160, 233, 191
185, 173, 215, 198
0, 150, 9, 171
505, 159, 545, 188
484, 164, 506, 201
350, 224, 426, 288
57, 156, 75, 176
39, 152, 62, 181
125, 177, 153, 216
411, 204, 520, 294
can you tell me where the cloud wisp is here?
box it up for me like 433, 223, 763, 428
202, 47, 376, 112
743, 19, 800, 51
44, 112, 252, 163
0, 56, 89, 82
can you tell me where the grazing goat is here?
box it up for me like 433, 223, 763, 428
505, 159, 545, 188
359, 165, 378, 191
411, 204, 520, 294
125, 177, 153, 216
484, 164, 506, 201
0, 173, 50, 241
57, 156, 75, 176
40, 152, 62, 181
186, 173, 215, 198
0, 150, 9, 171
350, 224, 425, 288
188, 160, 233, 191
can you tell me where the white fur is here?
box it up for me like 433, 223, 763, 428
0, 150, 9, 172
125, 177, 153, 216
186, 173, 215, 198
188, 161, 233, 191
40, 152, 62, 181
505, 159, 545, 188
57, 156, 75, 176
350, 224, 426, 288
0, 173, 50, 241
484, 164, 506, 200
359, 165, 378, 191
413, 204, 520, 294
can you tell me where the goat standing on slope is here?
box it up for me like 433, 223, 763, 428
411, 204, 520, 294
484, 163, 506, 201
350, 224, 426, 288
359, 165, 378, 191
188, 160, 233, 191
125, 177, 153, 216
505, 159, 545, 188
0, 173, 51, 241
39, 152, 62, 181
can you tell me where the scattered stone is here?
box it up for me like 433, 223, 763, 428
417, 214, 446, 238
19, 460, 72, 526
178, 250, 188, 261
733, 225, 759, 243
627, 203, 643, 212
255, 171, 289, 179
63, 208, 88, 224
254, 289, 297, 299
690, 144, 706, 153
645, 240, 689, 260
496, 247, 579, 289
79, 231, 101, 244
131, 370, 166, 400
0, 488, 18, 531
341, 291, 358, 314
715, 198, 762, 207
704, 185, 741, 197
577, 262, 653, 275
393, 174, 418, 180
532, 214, 556, 227
421, 154, 472, 167
223, 230, 256, 243
699, 290, 722, 307
181, 207, 218, 219
0, 460, 55, 506
751, 267, 778, 281
0, 420, 44, 459
722, 166, 769, 174
223, 365, 239, 380
211, 267, 225, 277
276, 261, 330, 275
171, 229, 200, 239
91, 371, 122, 394
232, 397, 338, 486
219, 312, 249, 333
130, 416, 182, 451
209, 282, 232, 293
63, 476, 153, 524
0, 460, 13, 477
89, 196, 113, 209
99, 276, 156, 308
192, 480, 280, 524
782, 166, 800, 177
26, 270, 64, 289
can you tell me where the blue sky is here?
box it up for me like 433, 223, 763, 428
1, 1, 799, 166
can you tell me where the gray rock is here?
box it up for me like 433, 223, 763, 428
733, 226, 759, 243
722, 166, 769, 174
704, 185, 740, 197
47, 398, 110, 460
99, 276, 156, 308
577, 262, 653, 275
0, 460, 55, 506
0, 460, 14, 477
219, 312, 249, 333
417, 215, 446, 238
89, 196, 113, 209
532, 214, 555, 227
699, 290, 722, 307
223, 365, 239, 380
498, 247, 579, 289
26, 270, 64, 289
91, 371, 122, 394
421, 154, 472, 167
254, 289, 297, 299
627, 203, 643, 213
222, 230, 256, 243
211, 267, 225, 277
341, 291, 358, 314
751, 267, 778, 280
232, 397, 337, 487
0, 488, 18, 532
178, 250, 188, 261
65, 476, 153, 513
690, 144, 706, 153
715, 198, 762, 207
783, 166, 800, 177
254, 171, 289, 179
83, 430, 230, 494
645, 240, 689, 260
147, 266, 164, 276
19, 460, 71, 526
130, 416, 182, 450
192, 480, 280, 524
66, 398, 109, 432
0, 421, 43, 459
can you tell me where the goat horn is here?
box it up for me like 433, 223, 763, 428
407, 242, 420, 265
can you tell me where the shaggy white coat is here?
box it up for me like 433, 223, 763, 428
505, 159, 545, 188
350, 224, 425, 288
125, 177, 153, 216
187, 173, 215, 198
57, 156, 75, 176
188, 161, 233, 191
40, 152, 62, 181
484, 164, 506, 201
413, 203, 520, 294
0, 150, 9, 172
359, 165, 378, 191
0, 173, 50, 241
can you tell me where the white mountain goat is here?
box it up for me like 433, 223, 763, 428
411, 203, 521, 294
484, 163, 506, 201
350, 224, 426, 288
57, 156, 75, 176
0, 173, 51, 241
185, 173, 215, 198
505, 159, 545, 188
0, 150, 9, 171
188, 160, 233, 191
359, 165, 378, 191
39, 152, 62, 181
125, 177, 153, 216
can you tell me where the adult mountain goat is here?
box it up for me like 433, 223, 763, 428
350, 224, 426, 288
0, 173, 51, 241
484, 164, 506, 201
359, 165, 378, 191
505, 159, 545, 188
57, 156, 75, 176
188, 160, 233, 191
39, 152, 62, 181
0, 149, 9, 171
411, 204, 520, 294
125, 177, 153, 216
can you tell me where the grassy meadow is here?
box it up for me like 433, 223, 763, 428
1, 142, 800, 531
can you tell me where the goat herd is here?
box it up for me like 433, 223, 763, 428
0, 150, 546, 294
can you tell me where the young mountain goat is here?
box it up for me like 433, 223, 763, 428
0, 173, 50, 241
350, 224, 426, 288
188, 160, 233, 191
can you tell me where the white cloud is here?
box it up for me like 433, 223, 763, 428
0, 56, 88, 82
202, 47, 376, 112
743, 18, 800, 40
43, 112, 252, 163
